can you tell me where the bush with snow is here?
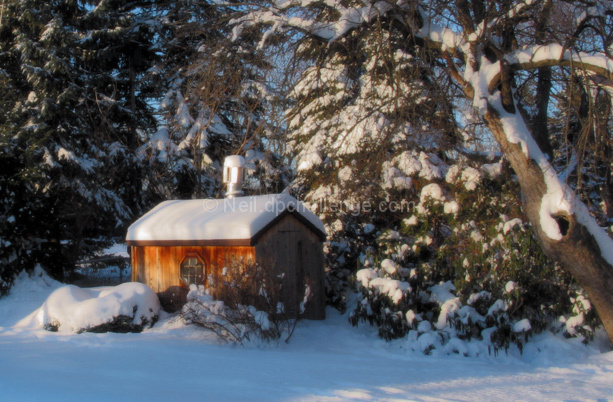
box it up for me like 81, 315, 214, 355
182, 286, 281, 344
349, 160, 600, 354
30, 282, 160, 333
181, 260, 310, 344
291, 121, 600, 353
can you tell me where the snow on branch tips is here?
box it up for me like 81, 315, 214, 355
419, 20, 465, 54
231, 0, 397, 46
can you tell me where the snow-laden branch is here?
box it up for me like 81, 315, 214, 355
231, 0, 395, 46
488, 95, 613, 266
465, 46, 613, 268
490, 44, 613, 91
456, 44, 613, 119
417, 17, 466, 54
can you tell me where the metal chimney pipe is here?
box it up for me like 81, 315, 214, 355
223, 155, 246, 198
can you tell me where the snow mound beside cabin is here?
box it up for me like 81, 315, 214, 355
19, 282, 160, 333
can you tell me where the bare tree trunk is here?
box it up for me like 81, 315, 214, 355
533, 67, 553, 158
485, 106, 613, 344
596, 91, 613, 219
604, 171, 613, 219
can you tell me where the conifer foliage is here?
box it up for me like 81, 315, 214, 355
141, 0, 286, 200
0, 0, 159, 287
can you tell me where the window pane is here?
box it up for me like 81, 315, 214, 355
181, 255, 205, 286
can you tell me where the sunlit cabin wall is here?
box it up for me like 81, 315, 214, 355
131, 245, 256, 311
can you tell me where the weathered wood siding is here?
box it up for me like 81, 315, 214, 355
131, 245, 255, 311
255, 214, 325, 319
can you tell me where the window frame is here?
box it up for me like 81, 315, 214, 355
180, 252, 206, 287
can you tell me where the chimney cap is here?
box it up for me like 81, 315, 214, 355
223, 155, 246, 168
223, 155, 246, 198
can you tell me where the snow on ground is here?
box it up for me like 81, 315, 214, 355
1, 270, 612, 401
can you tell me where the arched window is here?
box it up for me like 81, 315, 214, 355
180, 254, 205, 287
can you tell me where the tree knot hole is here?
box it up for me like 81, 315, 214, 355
553, 213, 570, 237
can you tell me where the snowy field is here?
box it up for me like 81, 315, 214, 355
1, 270, 612, 401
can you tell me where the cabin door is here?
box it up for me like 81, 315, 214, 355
275, 233, 306, 317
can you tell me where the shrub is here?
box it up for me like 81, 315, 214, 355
349, 161, 600, 354
35, 282, 160, 333
181, 260, 312, 344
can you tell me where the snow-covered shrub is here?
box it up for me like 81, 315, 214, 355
182, 286, 282, 344
181, 260, 310, 344
350, 160, 600, 354
32, 282, 160, 333
321, 212, 378, 313
349, 263, 436, 341
559, 291, 600, 342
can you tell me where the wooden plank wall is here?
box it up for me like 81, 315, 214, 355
131, 245, 255, 311
255, 214, 325, 319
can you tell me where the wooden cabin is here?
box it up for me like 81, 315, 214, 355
126, 193, 326, 319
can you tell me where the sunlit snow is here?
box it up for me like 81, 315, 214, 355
0, 269, 612, 400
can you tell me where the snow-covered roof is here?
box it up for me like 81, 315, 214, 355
126, 193, 326, 245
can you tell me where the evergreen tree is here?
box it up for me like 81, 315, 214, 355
235, 0, 467, 309
140, 0, 288, 200
0, 0, 160, 285
78, 0, 161, 213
